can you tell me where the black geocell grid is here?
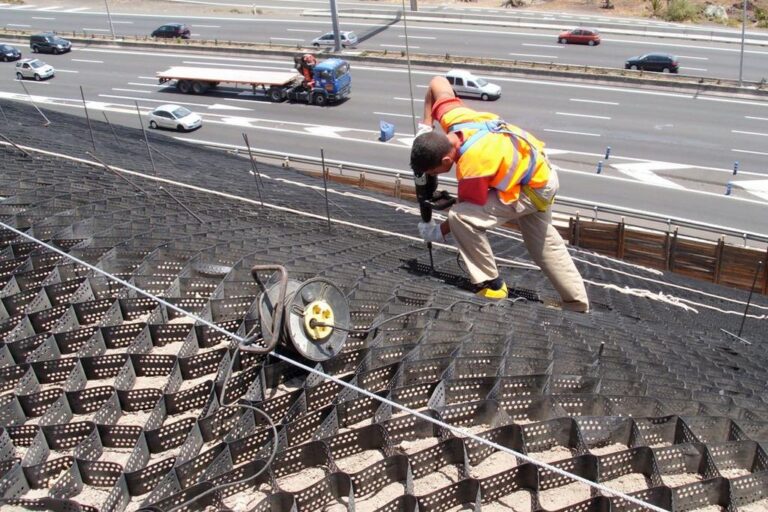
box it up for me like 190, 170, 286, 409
0, 99, 766, 511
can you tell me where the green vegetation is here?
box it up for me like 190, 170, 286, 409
756, 7, 768, 28
664, 0, 700, 22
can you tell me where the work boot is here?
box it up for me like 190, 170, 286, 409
475, 277, 508, 300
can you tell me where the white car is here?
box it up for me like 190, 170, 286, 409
311, 31, 358, 48
15, 58, 54, 81
148, 104, 202, 132
445, 69, 501, 101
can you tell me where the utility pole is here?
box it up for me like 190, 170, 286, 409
738, 0, 747, 87
401, 0, 417, 134
330, 0, 341, 52
104, 0, 116, 39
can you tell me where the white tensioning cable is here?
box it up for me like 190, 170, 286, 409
0, 222, 668, 512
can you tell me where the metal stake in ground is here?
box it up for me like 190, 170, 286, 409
80, 86, 96, 152
86, 151, 148, 195
242, 132, 264, 207
159, 186, 204, 224
18, 80, 50, 126
738, 260, 763, 338
102, 112, 120, 145
134, 101, 156, 175
0, 104, 7, 123
320, 148, 332, 232
0, 132, 32, 158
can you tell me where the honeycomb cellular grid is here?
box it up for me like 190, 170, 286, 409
0, 99, 766, 511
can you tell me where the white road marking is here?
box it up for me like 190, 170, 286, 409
570, 98, 619, 105
83, 28, 110, 32
14, 80, 49, 84
730, 179, 768, 202
732, 130, 768, 137
732, 148, 768, 156
509, 52, 558, 59
680, 66, 707, 71
56, 69, 78, 73
128, 82, 162, 87
31, 16, 55, 20
208, 103, 251, 111
556, 112, 612, 120
270, 38, 303, 42
399, 35, 436, 40
193, 24, 221, 28
63, 7, 89, 11
543, 129, 600, 137
381, 45, 419, 49
522, 43, 562, 48
37, 6, 61, 10
374, 112, 414, 118
676, 55, 709, 60
744, 116, 768, 121
112, 21, 133, 24
610, 162, 688, 189
72, 59, 104, 63
394, 97, 424, 102
287, 29, 319, 33
112, 88, 151, 93
7, 24, 31, 27
99, 94, 211, 108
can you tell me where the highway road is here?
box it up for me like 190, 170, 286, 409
0, 43, 766, 236
3, 3, 768, 82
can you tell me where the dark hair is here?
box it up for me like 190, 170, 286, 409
410, 131, 452, 175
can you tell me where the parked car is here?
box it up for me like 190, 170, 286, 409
15, 58, 55, 80
558, 28, 600, 46
445, 69, 501, 101
625, 53, 679, 73
311, 31, 358, 48
148, 104, 202, 131
151, 23, 191, 39
1, 44, 22, 62
29, 33, 71, 54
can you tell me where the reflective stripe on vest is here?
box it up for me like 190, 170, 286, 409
450, 120, 542, 190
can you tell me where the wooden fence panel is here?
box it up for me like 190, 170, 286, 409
621, 230, 669, 270
671, 239, 717, 281
718, 246, 766, 291
572, 221, 620, 255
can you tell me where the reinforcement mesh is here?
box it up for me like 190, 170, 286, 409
0, 100, 766, 511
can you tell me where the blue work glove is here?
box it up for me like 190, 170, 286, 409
418, 220, 445, 243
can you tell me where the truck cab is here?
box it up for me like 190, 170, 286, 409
289, 57, 351, 106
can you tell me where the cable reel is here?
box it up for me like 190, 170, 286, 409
258, 275, 350, 361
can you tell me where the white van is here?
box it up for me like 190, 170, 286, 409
445, 69, 501, 101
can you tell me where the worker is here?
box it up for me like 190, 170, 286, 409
410, 76, 589, 312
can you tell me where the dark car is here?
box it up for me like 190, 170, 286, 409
151, 23, 191, 39
558, 28, 600, 46
1, 44, 22, 62
625, 53, 678, 73
30, 33, 72, 54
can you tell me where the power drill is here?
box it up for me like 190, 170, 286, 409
414, 172, 456, 272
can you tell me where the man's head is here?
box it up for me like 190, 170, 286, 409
410, 131, 455, 176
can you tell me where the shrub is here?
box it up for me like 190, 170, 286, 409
649, 0, 663, 16
665, 0, 700, 22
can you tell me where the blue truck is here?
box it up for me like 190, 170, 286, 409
156, 54, 351, 106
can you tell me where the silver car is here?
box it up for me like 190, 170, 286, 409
148, 104, 202, 132
15, 58, 55, 81
311, 31, 358, 48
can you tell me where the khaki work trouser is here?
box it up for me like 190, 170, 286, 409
447, 168, 590, 312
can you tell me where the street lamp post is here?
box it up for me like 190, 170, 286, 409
104, 0, 116, 39
330, 0, 341, 52
738, 0, 747, 87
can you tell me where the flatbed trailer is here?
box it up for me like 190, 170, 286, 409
157, 66, 303, 100
157, 59, 351, 105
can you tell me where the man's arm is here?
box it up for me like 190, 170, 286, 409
423, 76, 456, 126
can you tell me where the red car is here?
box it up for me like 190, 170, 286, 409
558, 28, 601, 46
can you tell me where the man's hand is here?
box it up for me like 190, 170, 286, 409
415, 123, 433, 137
418, 220, 444, 243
